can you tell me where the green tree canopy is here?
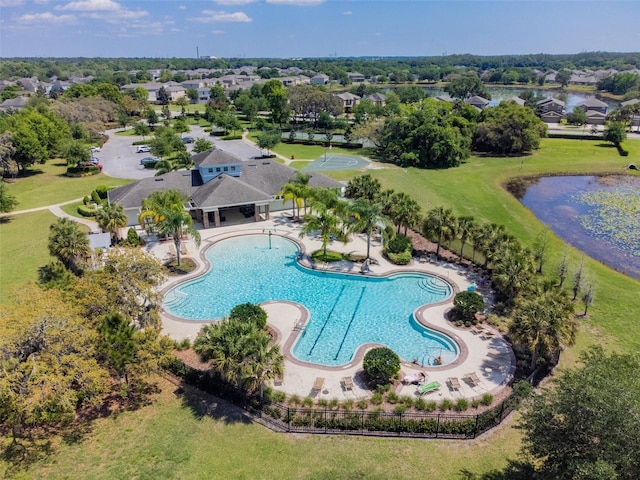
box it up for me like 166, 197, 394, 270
473, 101, 548, 155
444, 74, 490, 100
519, 347, 640, 480
48, 217, 90, 275
363, 347, 401, 385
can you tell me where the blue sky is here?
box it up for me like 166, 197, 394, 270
1, 0, 639, 58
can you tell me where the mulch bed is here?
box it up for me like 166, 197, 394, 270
164, 257, 197, 275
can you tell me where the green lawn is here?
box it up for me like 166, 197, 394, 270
1, 137, 639, 478
246, 132, 370, 160
5, 161, 132, 211
0, 377, 522, 480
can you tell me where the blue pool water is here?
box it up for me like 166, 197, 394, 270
164, 235, 458, 366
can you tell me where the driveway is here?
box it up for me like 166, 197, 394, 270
99, 125, 264, 180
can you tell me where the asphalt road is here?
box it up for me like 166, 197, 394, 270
98, 125, 264, 180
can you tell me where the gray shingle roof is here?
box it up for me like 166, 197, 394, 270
193, 149, 242, 167
577, 97, 608, 108
190, 174, 272, 208
108, 170, 202, 209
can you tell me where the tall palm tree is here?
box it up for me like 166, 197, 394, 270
422, 207, 456, 259
510, 286, 576, 370
299, 204, 343, 257
96, 203, 127, 245
279, 182, 305, 220
48, 217, 90, 275
240, 333, 284, 398
391, 192, 421, 235
493, 247, 536, 303
456, 216, 477, 262
139, 189, 200, 266
349, 199, 390, 261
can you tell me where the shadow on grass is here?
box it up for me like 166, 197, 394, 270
459, 459, 537, 480
0, 436, 54, 477
596, 143, 615, 148
174, 380, 253, 425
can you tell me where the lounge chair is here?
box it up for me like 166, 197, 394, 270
447, 377, 462, 393
419, 255, 428, 264
168, 244, 177, 256
417, 381, 441, 395
341, 376, 355, 391
312, 377, 325, 393
462, 372, 483, 389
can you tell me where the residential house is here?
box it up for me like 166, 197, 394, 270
539, 110, 564, 124
365, 93, 386, 106
466, 95, 490, 110
108, 149, 342, 228
335, 92, 361, 111
621, 98, 640, 128
347, 72, 366, 83
576, 97, 608, 114
0, 96, 29, 111
585, 110, 607, 125
311, 74, 330, 85
536, 97, 566, 115
569, 74, 598, 86
434, 93, 454, 103
504, 97, 526, 106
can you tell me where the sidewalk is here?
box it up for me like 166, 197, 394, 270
2, 198, 100, 231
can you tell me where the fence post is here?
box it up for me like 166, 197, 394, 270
287, 406, 291, 432
473, 413, 479, 439
361, 410, 365, 434
499, 400, 505, 421
325, 407, 328, 434
436, 414, 440, 438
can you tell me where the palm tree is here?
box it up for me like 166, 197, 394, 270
456, 216, 476, 262
391, 193, 421, 235
139, 189, 200, 266
349, 199, 390, 261
510, 286, 576, 370
48, 217, 90, 275
299, 204, 343, 257
96, 203, 127, 245
422, 207, 456, 259
279, 182, 305, 220
493, 247, 536, 303
240, 334, 284, 398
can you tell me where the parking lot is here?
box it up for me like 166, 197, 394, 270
98, 125, 263, 180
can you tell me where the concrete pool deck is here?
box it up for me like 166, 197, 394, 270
149, 211, 515, 402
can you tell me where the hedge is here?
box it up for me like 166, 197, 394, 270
386, 250, 413, 265
66, 166, 101, 177
616, 142, 630, 156
77, 205, 99, 217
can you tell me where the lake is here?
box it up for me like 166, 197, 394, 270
516, 175, 640, 280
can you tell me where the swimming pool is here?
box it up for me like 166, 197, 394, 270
164, 234, 458, 366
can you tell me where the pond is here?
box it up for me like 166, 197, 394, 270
514, 175, 640, 280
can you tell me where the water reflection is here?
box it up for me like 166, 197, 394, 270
516, 175, 640, 280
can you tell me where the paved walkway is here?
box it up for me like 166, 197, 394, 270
3, 197, 100, 231
147, 211, 515, 403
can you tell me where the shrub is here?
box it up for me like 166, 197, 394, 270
363, 347, 401, 385
453, 291, 485, 322
95, 185, 110, 199
91, 190, 102, 204
386, 234, 412, 254
342, 399, 354, 411
440, 398, 454, 411
414, 397, 428, 411
288, 394, 301, 406
272, 391, 286, 403
425, 400, 438, 412
481, 393, 494, 406
77, 205, 98, 217
316, 398, 329, 407
302, 396, 314, 408
471, 398, 481, 409
229, 303, 268, 329
83, 195, 91, 205
126, 228, 142, 247
455, 398, 469, 411
222, 134, 243, 140
386, 250, 413, 265
394, 404, 407, 414
66, 165, 100, 176
400, 395, 414, 408
371, 392, 383, 406
356, 398, 369, 410
328, 398, 339, 410
386, 392, 399, 404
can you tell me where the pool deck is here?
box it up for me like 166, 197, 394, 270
150, 211, 516, 402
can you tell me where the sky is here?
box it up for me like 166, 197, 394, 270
1, 0, 639, 59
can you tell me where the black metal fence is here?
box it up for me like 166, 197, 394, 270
166, 357, 518, 440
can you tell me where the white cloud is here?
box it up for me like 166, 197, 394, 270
213, 0, 256, 5
193, 10, 252, 22
33, 0, 49, 4
0, 0, 25, 6
266, 0, 325, 5
178, 5, 186, 9
343, 10, 352, 15
18, 11, 75, 23
57, 0, 120, 11
211, 29, 225, 35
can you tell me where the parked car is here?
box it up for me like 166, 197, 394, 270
90, 156, 100, 165
136, 145, 151, 153
90, 146, 101, 153
181, 136, 194, 144
140, 156, 160, 165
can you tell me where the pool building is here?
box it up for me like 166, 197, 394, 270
108, 148, 343, 228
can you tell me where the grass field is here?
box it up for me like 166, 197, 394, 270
1, 137, 638, 478
0, 376, 522, 480
3, 161, 132, 211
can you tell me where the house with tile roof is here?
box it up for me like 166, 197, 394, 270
108, 149, 342, 228
576, 97, 608, 114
